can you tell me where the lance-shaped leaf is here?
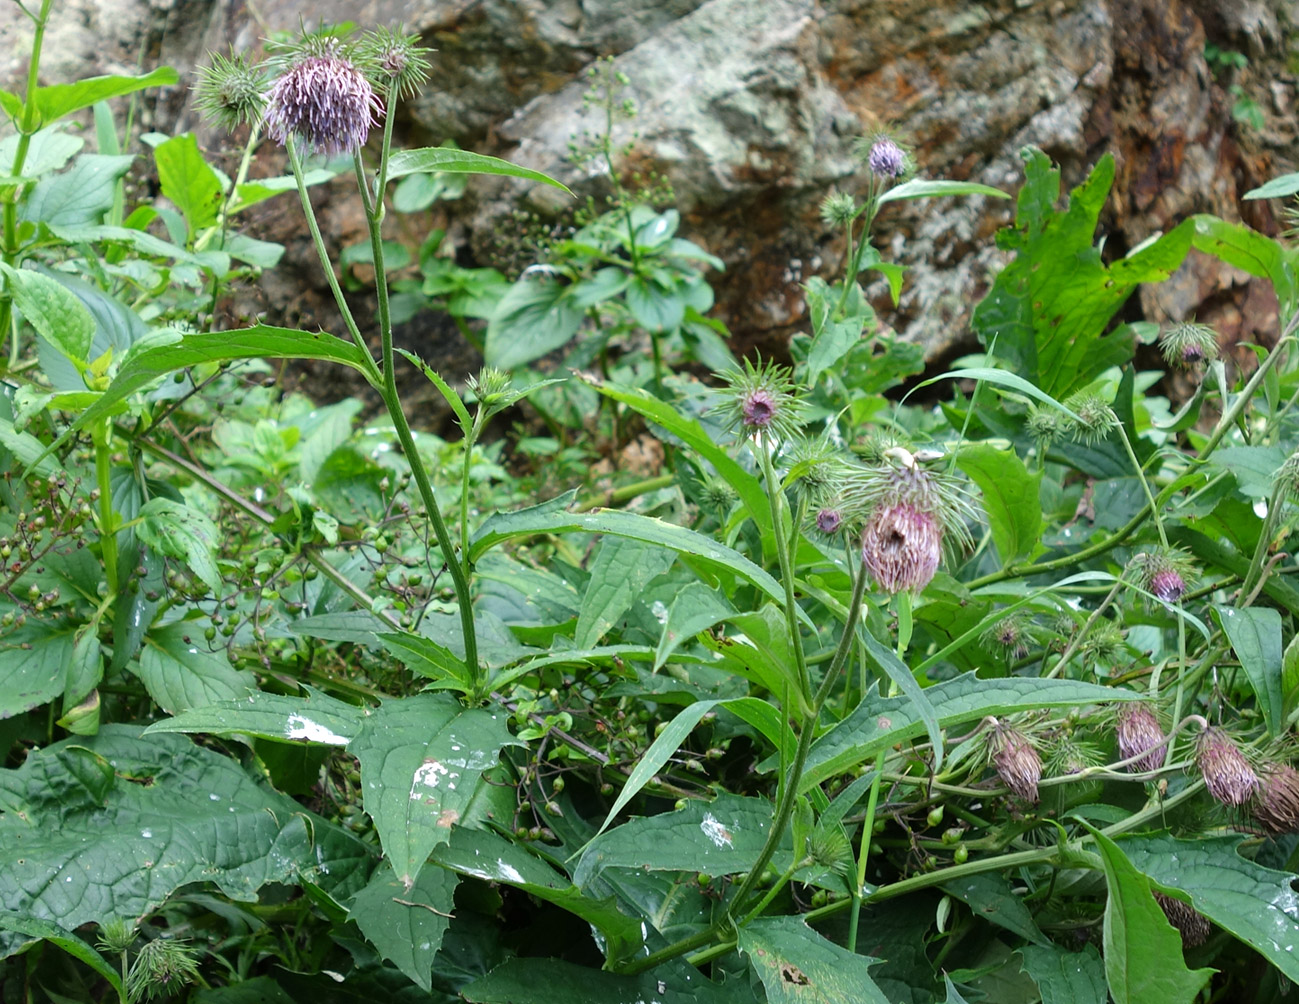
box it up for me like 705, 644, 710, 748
738, 916, 891, 1003
348, 693, 522, 888
349, 861, 458, 992
143, 688, 365, 745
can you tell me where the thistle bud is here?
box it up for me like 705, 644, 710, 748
815, 507, 844, 535
1274, 450, 1299, 503
982, 613, 1032, 660
1062, 392, 1117, 445
1154, 891, 1211, 947
987, 721, 1041, 802
1195, 727, 1259, 808
359, 26, 433, 100
194, 51, 268, 131
1159, 322, 1219, 370
264, 36, 383, 157
716, 358, 805, 442
1252, 763, 1299, 836
1129, 548, 1196, 605
819, 190, 858, 227
1116, 704, 1166, 773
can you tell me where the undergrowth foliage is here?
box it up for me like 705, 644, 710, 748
4, 7, 1299, 1004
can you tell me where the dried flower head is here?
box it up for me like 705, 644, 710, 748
194, 50, 268, 131
1252, 763, 1299, 836
359, 26, 433, 100
1116, 704, 1166, 773
1154, 891, 1211, 947
1129, 548, 1196, 605
264, 36, 383, 157
987, 721, 1042, 802
819, 190, 858, 227
716, 358, 806, 442
1159, 321, 1219, 369
1062, 391, 1117, 445
1195, 727, 1259, 808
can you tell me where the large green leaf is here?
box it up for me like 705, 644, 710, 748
0, 727, 373, 958
1018, 944, 1106, 1004
348, 693, 522, 887
21, 153, 134, 226
386, 147, 572, 194
803, 673, 1132, 792
654, 581, 736, 671
957, 444, 1042, 563
1088, 827, 1213, 1004
576, 536, 676, 648
1190, 215, 1294, 314
143, 688, 365, 745
432, 826, 643, 962
30, 67, 178, 125
463, 957, 745, 1003
349, 861, 458, 992
942, 872, 1050, 947
738, 915, 890, 1003
1120, 833, 1299, 983
0, 913, 123, 995
483, 274, 586, 369
471, 503, 786, 609
1214, 605, 1283, 736
154, 133, 224, 234
136, 497, 222, 596
1, 263, 95, 366
0, 616, 77, 717
971, 148, 1193, 399
135, 623, 256, 714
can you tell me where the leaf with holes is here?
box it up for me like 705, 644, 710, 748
738, 916, 890, 1003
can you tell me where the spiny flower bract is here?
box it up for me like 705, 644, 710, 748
194, 50, 268, 131
1115, 704, 1166, 773
1195, 727, 1259, 808
359, 26, 433, 100
264, 35, 383, 157
715, 358, 805, 442
986, 721, 1042, 802
1159, 320, 1218, 369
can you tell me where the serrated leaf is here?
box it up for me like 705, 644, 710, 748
349, 861, 457, 991
0, 126, 83, 177
576, 537, 676, 649
655, 581, 736, 671
136, 497, 222, 596
1087, 826, 1213, 1004
379, 631, 473, 690
135, 623, 256, 713
942, 872, 1050, 947
1018, 944, 1106, 1004
806, 315, 864, 385
483, 274, 585, 369
143, 688, 365, 745
1215, 605, 1283, 736
1120, 833, 1299, 983
1190, 215, 1294, 312
348, 693, 522, 887
1, 263, 95, 366
0, 616, 77, 717
957, 444, 1043, 563
859, 625, 945, 771
154, 133, 223, 233
0, 726, 373, 958
804, 673, 1133, 792
21, 153, 134, 226
0, 913, 123, 995
738, 915, 890, 1003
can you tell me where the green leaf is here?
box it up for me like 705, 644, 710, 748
228, 168, 336, 214
1018, 944, 1106, 1004
143, 688, 364, 745
484, 274, 586, 369
858, 625, 945, 770
349, 861, 457, 992
0, 126, 83, 177
21, 153, 134, 226
914, 367, 1083, 422
971, 148, 1193, 400
348, 693, 522, 888
0, 616, 77, 717
432, 826, 644, 963
135, 623, 256, 713
1190, 215, 1294, 311
386, 147, 572, 195
806, 315, 864, 385
379, 631, 473, 692
0, 913, 123, 995
576, 537, 676, 649
1214, 605, 1283, 735
395, 347, 472, 430
1283, 633, 1299, 722
804, 673, 1132, 792
654, 581, 736, 671
31, 67, 178, 125
471, 505, 787, 610
589, 699, 722, 842
942, 975, 973, 1004
626, 275, 685, 331
576, 792, 776, 888
0, 726, 373, 958
738, 915, 890, 1003
1087, 825, 1213, 1004
154, 133, 224, 233
1120, 832, 1299, 983
942, 872, 1050, 947
878, 178, 1010, 204
463, 957, 744, 1004
1, 263, 95, 366
136, 497, 222, 596
957, 444, 1043, 562
1245, 173, 1299, 199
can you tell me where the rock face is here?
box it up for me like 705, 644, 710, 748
2, 0, 1295, 380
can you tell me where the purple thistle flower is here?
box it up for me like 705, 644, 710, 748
1195, 728, 1259, 808
987, 723, 1041, 802
1116, 705, 1166, 773
1150, 568, 1187, 603
741, 387, 778, 430
815, 508, 843, 534
1253, 763, 1299, 836
867, 138, 906, 179
264, 40, 382, 157
1154, 891, 1211, 947
861, 502, 942, 594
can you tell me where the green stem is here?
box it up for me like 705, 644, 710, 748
1114, 417, 1168, 548
574, 473, 676, 513
758, 434, 812, 705
93, 422, 119, 595
847, 753, 886, 952
1239, 478, 1286, 604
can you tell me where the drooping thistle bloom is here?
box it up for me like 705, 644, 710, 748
846, 446, 976, 595
194, 51, 268, 131
1159, 321, 1219, 369
986, 720, 1042, 802
715, 358, 806, 442
1154, 891, 1211, 947
1128, 547, 1196, 604
1115, 704, 1166, 773
1195, 727, 1259, 808
1252, 763, 1299, 835
264, 35, 383, 157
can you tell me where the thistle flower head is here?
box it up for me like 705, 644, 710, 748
1044, 735, 1104, 776
986, 720, 1041, 802
819, 190, 858, 227
264, 35, 383, 157
1080, 619, 1127, 667
982, 613, 1033, 660
1252, 763, 1299, 836
96, 917, 137, 955
860, 503, 942, 594
715, 357, 806, 442
194, 50, 268, 131
125, 938, 201, 1002
1273, 450, 1299, 502
786, 434, 849, 508
698, 472, 739, 515
1129, 547, 1196, 604
359, 26, 433, 101
815, 507, 844, 535
1154, 891, 1211, 947
808, 825, 852, 875
1159, 321, 1219, 369
1062, 391, 1117, 445
1195, 727, 1259, 808
1025, 404, 1065, 448
1116, 704, 1166, 773
853, 130, 913, 180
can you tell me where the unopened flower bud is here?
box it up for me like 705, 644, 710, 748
1154, 891, 1211, 947
1159, 322, 1219, 370
1116, 704, 1166, 773
1195, 727, 1259, 807
987, 722, 1041, 802
1062, 392, 1117, 445
1252, 763, 1299, 836
819, 190, 857, 227
815, 508, 843, 535
195, 51, 268, 131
